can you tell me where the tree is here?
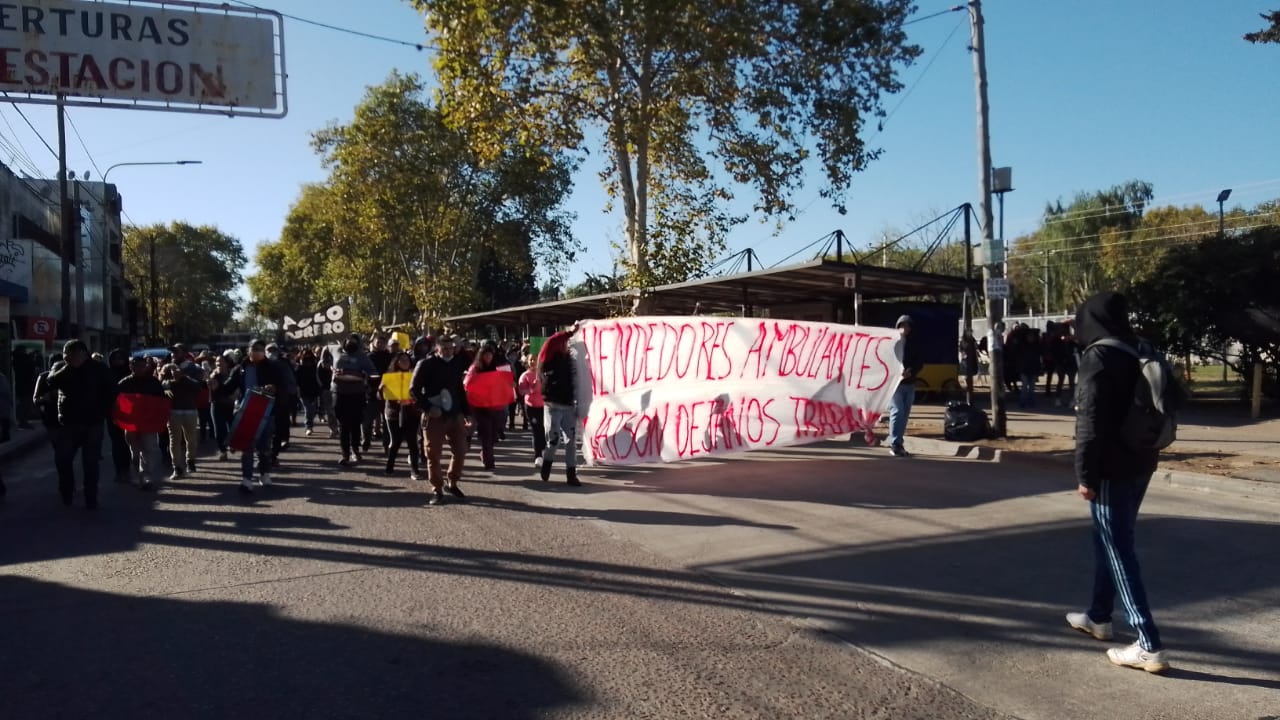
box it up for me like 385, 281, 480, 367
1130, 226, 1280, 394
408, 0, 920, 299
564, 272, 624, 299
248, 73, 577, 329
123, 222, 247, 343
1097, 204, 1216, 291
1245, 10, 1280, 43
247, 183, 336, 323
1008, 180, 1153, 314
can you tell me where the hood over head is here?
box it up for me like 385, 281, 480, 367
1074, 291, 1135, 347
894, 315, 913, 329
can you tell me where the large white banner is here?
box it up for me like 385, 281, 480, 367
573, 317, 903, 466
0, 0, 285, 116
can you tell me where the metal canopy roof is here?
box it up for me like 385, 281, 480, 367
444, 258, 972, 329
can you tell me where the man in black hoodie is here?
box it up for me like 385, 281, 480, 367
47, 340, 115, 508
1064, 291, 1168, 673
411, 335, 470, 506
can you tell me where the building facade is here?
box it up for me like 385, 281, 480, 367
0, 162, 135, 374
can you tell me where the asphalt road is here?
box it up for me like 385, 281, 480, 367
1, 427, 1276, 719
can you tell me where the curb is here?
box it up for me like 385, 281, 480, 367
898, 435, 1280, 503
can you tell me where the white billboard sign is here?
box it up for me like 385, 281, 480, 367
0, 0, 286, 117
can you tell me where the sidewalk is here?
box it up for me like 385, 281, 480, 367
902, 396, 1280, 501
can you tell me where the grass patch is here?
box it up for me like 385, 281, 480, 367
1186, 363, 1244, 398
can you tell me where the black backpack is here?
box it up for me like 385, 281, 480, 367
943, 402, 989, 442
1088, 338, 1186, 451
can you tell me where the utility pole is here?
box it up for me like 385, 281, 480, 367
1042, 247, 1049, 316
969, 0, 1006, 436
72, 175, 86, 343
57, 97, 71, 341
963, 203, 974, 406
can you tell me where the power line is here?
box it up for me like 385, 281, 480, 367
65, 109, 104, 181
903, 5, 967, 27
1009, 219, 1278, 260
785, 16, 969, 223
877, 18, 966, 134
1009, 209, 1278, 251
7, 101, 57, 160
0, 109, 43, 176
227, 0, 432, 52
0, 132, 42, 178
1005, 178, 1280, 230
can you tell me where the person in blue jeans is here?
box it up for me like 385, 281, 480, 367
223, 340, 282, 494
537, 331, 581, 486
209, 354, 238, 460
1064, 291, 1168, 674
887, 315, 922, 457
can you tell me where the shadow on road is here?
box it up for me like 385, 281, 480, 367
0, 576, 584, 718
589, 456, 1064, 510
695, 515, 1280, 687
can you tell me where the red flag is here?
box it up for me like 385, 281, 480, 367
114, 393, 171, 434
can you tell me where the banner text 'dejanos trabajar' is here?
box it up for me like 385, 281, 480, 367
573, 318, 902, 466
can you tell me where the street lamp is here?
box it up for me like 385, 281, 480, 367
1217, 188, 1232, 236
100, 160, 203, 345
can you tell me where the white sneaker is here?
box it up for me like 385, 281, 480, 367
409, 471, 423, 482
305, 428, 314, 437
534, 456, 544, 469
259, 473, 272, 487
1107, 642, 1170, 673
1066, 612, 1113, 640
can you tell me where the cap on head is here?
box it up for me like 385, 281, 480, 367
894, 315, 914, 329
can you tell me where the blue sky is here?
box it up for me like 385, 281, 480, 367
2, 0, 1278, 296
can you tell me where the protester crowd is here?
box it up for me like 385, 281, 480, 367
18, 330, 581, 509
969, 319, 1079, 409
3, 289, 1180, 673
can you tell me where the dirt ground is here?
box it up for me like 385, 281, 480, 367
907, 424, 1280, 480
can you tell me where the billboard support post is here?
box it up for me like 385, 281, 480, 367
57, 97, 71, 341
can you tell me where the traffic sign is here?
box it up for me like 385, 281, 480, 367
985, 278, 1010, 299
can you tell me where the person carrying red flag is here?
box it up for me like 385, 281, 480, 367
114, 357, 171, 491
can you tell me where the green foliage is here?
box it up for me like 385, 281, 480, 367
408, 0, 920, 297
1129, 226, 1280, 392
247, 73, 577, 329
247, 183, 335, 323
1007, 184, 1280, 316
564, 273, 623, 299
1245, 10, 1280, 43
123, 222, 247, 343
1008, 180, 1153, 314
1098, 204, 1216, 291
